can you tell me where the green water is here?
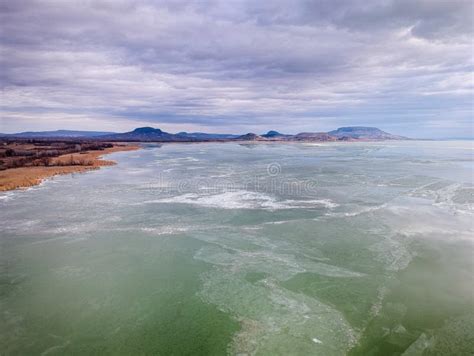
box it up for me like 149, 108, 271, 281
0, 141, 473, 355
0, 233, 238, 355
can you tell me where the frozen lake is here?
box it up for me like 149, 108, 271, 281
1, 141, 473, 355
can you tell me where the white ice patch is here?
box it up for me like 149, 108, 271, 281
369, 235, 413, 271
381, 197, 474, 241
140, 226, 189, 235
263, 220, 293, 225
194, 245, 365, 281
199, 271, 357, 355
326, 203, 388, 218
143, 191, 338, 211
284, 198, 339, 209
0, 192, 16, 202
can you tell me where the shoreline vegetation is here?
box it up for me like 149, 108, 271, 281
0, 142, 139, 191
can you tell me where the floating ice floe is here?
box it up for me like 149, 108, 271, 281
142, 190, 339, 211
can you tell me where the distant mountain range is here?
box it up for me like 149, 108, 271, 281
1, 126, 406, 141
234, 127, 405, 141
328, 127, 406, 140
95, 127, 240, 141
177, 132, 239, 139
0, 129, 116, 138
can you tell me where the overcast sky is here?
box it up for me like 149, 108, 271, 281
1, 0, 473, 137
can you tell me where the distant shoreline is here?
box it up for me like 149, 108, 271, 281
0, 144, 139, 192
125, 138, 414, 143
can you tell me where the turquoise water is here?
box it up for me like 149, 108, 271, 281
1, 141, 473, 355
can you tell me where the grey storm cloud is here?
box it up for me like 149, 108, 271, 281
0, 0, 473, 137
